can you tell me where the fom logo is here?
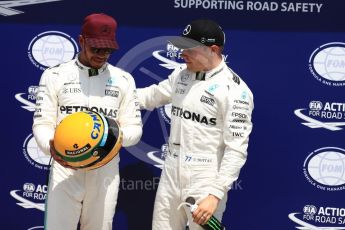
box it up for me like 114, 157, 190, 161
309, 42, 345, 87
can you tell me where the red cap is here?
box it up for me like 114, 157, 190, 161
81, 13, 119, 49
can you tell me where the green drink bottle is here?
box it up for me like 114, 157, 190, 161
186, 197, 226, 230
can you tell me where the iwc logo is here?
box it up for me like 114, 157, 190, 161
28, 31, 78, 70
303, 147, 345, 191
23, 133, 51, 170
309, 42, 345, 87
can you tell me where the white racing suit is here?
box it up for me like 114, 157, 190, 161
138, 60, 253, 229
32, 58, 142, 230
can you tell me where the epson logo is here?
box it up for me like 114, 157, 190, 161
171, 105, 217, 126
200, 95, 215, 106
231, 112, 247, 119
309, 42, 345, 87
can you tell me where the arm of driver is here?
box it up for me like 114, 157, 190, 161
209, 83, 254, 200
117, 73, 143, 147
136, 67, 181, 111
32, 68, 58, 155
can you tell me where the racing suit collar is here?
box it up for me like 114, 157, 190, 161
75, 57, 108, 77
193, 59, 226, 81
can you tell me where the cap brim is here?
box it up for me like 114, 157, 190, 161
168, 36, 204, 49
85, 38, 119, 49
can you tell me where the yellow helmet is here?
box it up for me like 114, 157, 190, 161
54, 111, 122, 170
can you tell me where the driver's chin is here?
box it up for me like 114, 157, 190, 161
90, 60, 106, 69
186, 63, 197, 72
186, 64, 203, 73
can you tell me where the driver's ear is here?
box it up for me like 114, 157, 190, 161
210, 45, 220, 53
79, 35, 85, 47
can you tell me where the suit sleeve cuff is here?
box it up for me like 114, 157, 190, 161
208, 187, 225, 200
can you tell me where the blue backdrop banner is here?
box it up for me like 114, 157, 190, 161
1, 1, 345, 229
